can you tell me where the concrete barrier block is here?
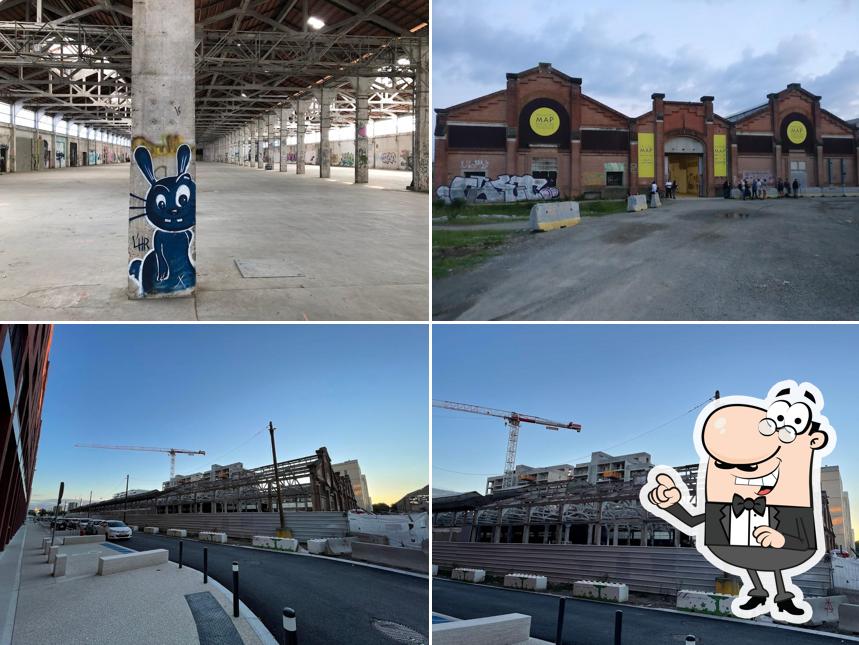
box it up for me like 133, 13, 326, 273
432, 565, 439, 576
504, 573, 547, 591
198, 531, 227, 543
97, 549, 169, 576
166, 529, 187, 538
52, 554, 67, 577
143, 527, 159, 534
130, 526, 139, 531
432, 613, 531, 645
47, 545, 59, 564
530, 201, 581, 232
351, 542, 429, 573
841, 604, 859, 633
627, 195, 648, 212
452, 567, 485, 583
676, 589, 734, 616
62, 534, 105, 545
252, 536, 275, 548
41, 537, 50, 554
573, 580, 629, 602
307, 538, 328, 555
273, 538, 298, 552
649, 193, 661, 208
806, 595, 848, 626
324, 537, 354, 556
730, 188, 742, 199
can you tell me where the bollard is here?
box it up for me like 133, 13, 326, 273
555, 596, 566, 645
232, 561, 239, 618
283, 607, 297, 645
203, 547, 208, 584
685, 637, 696, 645
614, 610, 622, 645
179, 540, 183, 569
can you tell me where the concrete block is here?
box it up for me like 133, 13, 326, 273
841, 604, 859, 633
41, 537, 50, 554
649, 193, 661, 208
351, 542, 429, 573
452, 567, 485, 583
61, 534, 105, 545
529, 201, 581, 232
198, 531, 227, 543
143, 526, 159, 534
676, 589, 734, 616
47, 546, 59, 564
166, 529, 187, 538
573, 580, 629, 602
52, 554, 67, 577
273, 538, 298, 552
324, 537, 354, 556
504, 573, 547, 591
432, 613, 531, 645
432, 564, 439, 576
627, 195, 647, 212
730, 188, 742, 199
307, 538, 328, 555
97, 549, 169, 576
252, 536, 275, 548
806, 595, 848, 626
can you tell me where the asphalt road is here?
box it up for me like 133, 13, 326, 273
123, 533, 428, 645
432, 197, 859, 320
433, 579, 855, 645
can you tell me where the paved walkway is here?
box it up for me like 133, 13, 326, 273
5, 523, 267, 645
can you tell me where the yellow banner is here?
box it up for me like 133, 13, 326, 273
638, 132, 654, 178
713, 134, 727, 177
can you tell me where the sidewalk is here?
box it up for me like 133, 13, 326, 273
6, 523, 268, 645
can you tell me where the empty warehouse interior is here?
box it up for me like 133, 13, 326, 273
0, 0, 429, 321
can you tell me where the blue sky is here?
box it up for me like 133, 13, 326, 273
433, 0, 859, 120
432, 325, 859, 528
31, 324, 428, 508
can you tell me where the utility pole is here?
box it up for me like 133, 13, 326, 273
87, 490, 92, 518
50, 481, 64, 547
268, 421, 286, 536
123, 474, 129, 523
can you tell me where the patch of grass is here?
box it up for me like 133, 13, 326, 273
433, 229, 522, 278
434, 215, 529, 226
580, 200, 627, 216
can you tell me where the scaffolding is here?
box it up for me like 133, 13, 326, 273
76, 446, 357, 516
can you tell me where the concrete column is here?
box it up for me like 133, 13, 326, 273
317, 88, 332, 178
50, 114, 61, 169
587, 523, 593, 544
354, 76, 371, 184
411, 38, 429, 191
256, 118, 264, 168
9, 101, 22, 172
128, 0, 196, 299
296, 99, 308, 175
613, 524, 619, 546
34, 109, 45, 171
279, 107, 290, 172
563, 525, 570, 544
266, 112, 275, 169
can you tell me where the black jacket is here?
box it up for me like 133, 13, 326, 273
665, 501, 816, 550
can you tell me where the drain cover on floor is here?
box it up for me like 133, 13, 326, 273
235, 258, 305, 278
371, 619, 427, 644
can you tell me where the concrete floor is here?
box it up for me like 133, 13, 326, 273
0, 162, 428, 320
433, 197, 859, 321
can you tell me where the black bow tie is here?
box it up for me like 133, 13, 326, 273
732, 494, 766, 517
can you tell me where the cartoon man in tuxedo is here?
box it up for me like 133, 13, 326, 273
640, 381, 835, 624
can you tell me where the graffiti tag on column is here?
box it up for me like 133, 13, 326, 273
131, 233, 150, 252
128, 144, 196, 296
436, 174, 561, 204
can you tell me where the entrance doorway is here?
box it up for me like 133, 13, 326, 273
668, 154, 701, 196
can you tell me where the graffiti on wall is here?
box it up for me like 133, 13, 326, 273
339, 152, 354, 167
128, 144, 196, 296
459, 159, 489, 172
436, 174, 561, 204
401, 150, 413, 171
379, 151, 398, 168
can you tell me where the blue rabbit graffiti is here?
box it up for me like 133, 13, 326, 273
128, 144, 196, 295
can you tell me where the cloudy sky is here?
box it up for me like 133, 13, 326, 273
432, 0, 859, 120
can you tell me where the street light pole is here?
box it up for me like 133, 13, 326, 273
123, 474, 129, 523
87, 490, 92, 519
268, 421, 286, 536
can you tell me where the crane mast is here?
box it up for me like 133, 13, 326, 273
432, 400, 581, 490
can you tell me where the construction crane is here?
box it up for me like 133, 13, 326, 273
74, 444, 206, 479
432, 400, 582, 490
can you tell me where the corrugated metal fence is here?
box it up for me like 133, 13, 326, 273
89, 511, 348, 541
432, 543, 832, 597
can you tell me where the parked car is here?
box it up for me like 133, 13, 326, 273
101, 520, 133, 540
85, 520, 105, 535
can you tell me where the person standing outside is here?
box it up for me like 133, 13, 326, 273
650, 179, 659, 206
792, 178, 800, 198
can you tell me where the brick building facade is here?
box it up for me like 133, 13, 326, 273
1, 324, 52, 551
434, 63, 859, 201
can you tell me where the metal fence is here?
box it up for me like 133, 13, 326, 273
82, 511, 348, 541
432, 543, 833, 597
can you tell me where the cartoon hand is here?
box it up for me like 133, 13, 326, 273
753, 526, 785, 548
647, 473, 682, 509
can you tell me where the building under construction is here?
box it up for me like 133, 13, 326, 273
77, 446, 357, 517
